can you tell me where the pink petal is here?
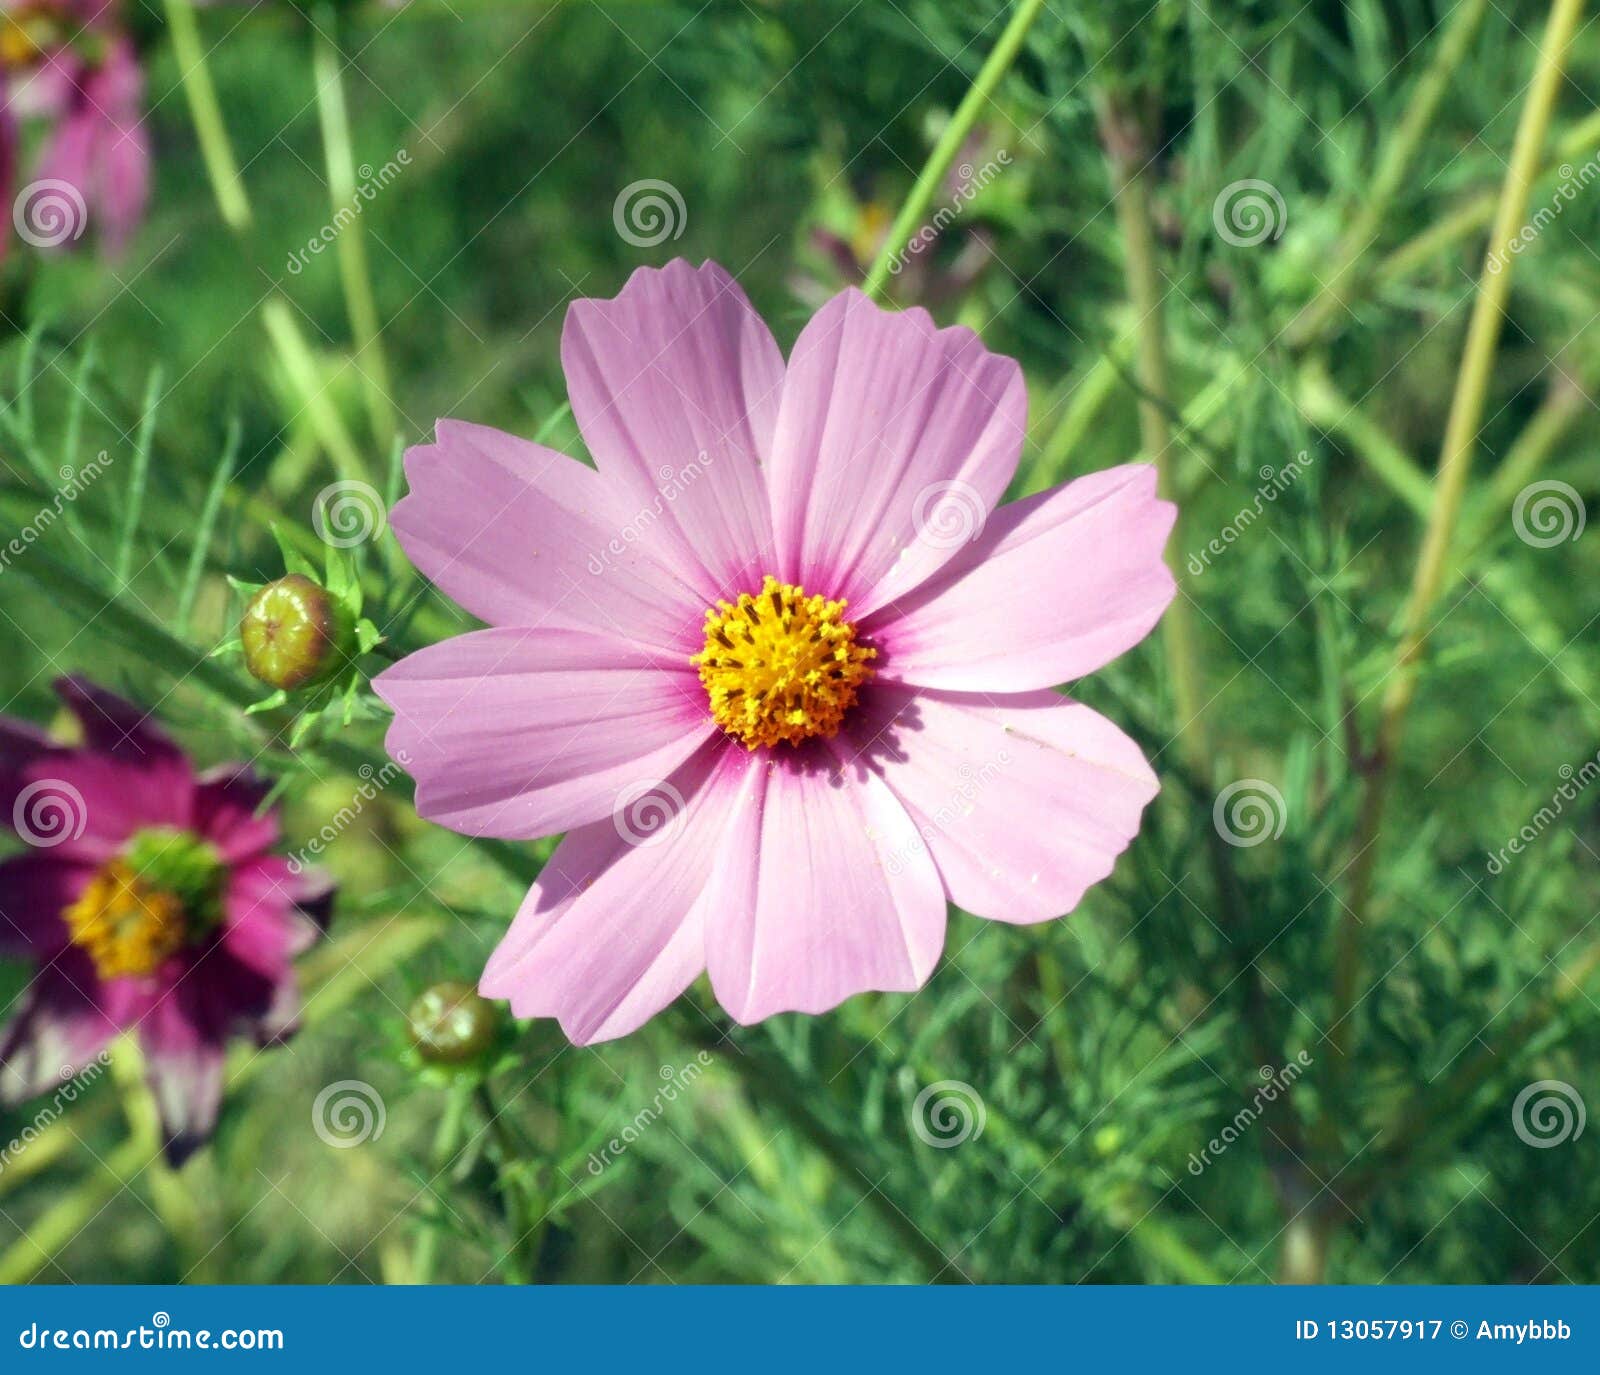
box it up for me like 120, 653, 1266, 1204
393, 419, 707, 654
867, 464, 1176, 692
703, 746, 946, 1024
767, 287, 1026, 614
562, 260, 783, 596
851, 685, 1159, 924
480, 743, 741, 1044
0, 853, 90, 956
221, 856, 324, 981
138, 990, 226, 1167
191, 764, 280, 863
0, 954, 124, 1103
374, 626, 712, 839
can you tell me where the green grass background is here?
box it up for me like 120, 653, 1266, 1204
0, 0, 1597, 1283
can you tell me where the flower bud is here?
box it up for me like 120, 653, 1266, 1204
408, 980, 499, 1065
240, 574, 350, 691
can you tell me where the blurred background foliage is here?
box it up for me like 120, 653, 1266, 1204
1, 0, 1597, 1283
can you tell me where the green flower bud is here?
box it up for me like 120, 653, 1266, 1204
408, 981, 500, 1065
240, 574, 351, 691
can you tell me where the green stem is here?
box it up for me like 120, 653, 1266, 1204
312, 14, 399, 451
860, 0, 1046, 299
261, 298, 371, 482
1331, 0, 1583, 1077
411, 1080, 471, 1284
163, 0, 254, 232
1097, 91, 1209, 771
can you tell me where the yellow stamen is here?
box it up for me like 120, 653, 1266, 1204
0, 10, 53, 71
691, 575, 875, 750
63, 861, 188, 980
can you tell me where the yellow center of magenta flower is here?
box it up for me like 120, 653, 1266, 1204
0, 10, 57, 71
691, 576, 876, 750
62, 829, 225, 980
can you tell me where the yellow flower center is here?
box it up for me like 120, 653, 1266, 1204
61, 828, 227, 981
63, 861, 189, 980
691, 575, 876, 750
0, 9, 56, 71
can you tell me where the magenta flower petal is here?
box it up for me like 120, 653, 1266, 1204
374, 626, 713, 839
0, 853, 90, 956
767, 287, 1026, 613
192, 764, 281, 864
480, 744, 742, 1044
33, 37, 148, 255
702, 749, 946, 1023
221, 856, 327, 981
561, 260, 783, 595
138, 990, 228, 1166
0, 954, 123, 1102
868, 464, 1177, 692
393, 420, 705, 652
853, 685, 1159, 924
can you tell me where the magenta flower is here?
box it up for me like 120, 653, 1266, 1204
376, 260, 1175, 1044
0, 678, 332, 1162
1, 0, 149, 257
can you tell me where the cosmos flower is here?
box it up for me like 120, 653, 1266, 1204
376, 259, 1175, 1044
1, 0, 149, 258
0, 678, 332, 1162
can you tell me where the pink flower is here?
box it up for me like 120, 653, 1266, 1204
0, 678, 332, 1162
376, 260, 1175, 1044
1, 1, 149, 257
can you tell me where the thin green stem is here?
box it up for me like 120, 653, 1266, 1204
861, 0, 1046, 299
1097, 92, 1209, 771
1331, 0, 1583, 1071
411, 1080, 471, 1283
261, 298, 370, 482
312, 13, 398, 451
163, 0, 254, 232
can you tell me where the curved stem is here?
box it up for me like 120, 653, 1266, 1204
164, 0, 254, 232
861, 0, 1046, 299
1097, 91, 1209, 771
1331, 0, 1583, 1074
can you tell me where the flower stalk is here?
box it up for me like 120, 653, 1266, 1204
1330, 0, 1584, 1087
